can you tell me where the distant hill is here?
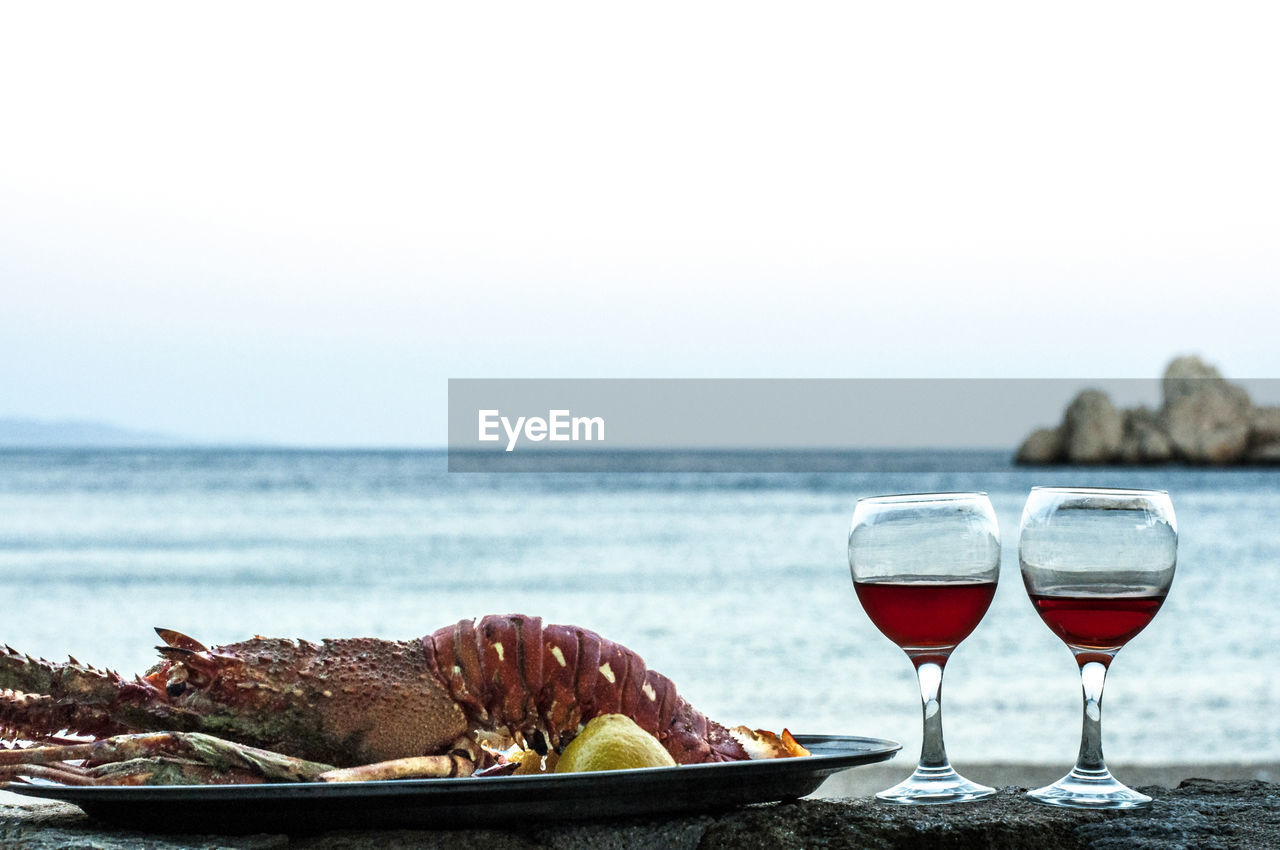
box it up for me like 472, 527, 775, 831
0, 417, 184, 447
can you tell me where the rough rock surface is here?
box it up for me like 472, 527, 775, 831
1, 780, 1276, 849
1249, 407, 1280, 463
1062, 390, 1124, 464
1252, 407, 1280, 444
1162, 355, 1229, 403
1016, 355, 1273, 466
1159, 357, 1253, 464
1249, 441, 1280, 464
1119, 407, 1174, 465
1014, 427, 1063, 465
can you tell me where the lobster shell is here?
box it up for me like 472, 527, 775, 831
423, 615, 748, 764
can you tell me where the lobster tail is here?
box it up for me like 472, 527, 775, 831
422, 616, 749, 764
664, 700, 752, 763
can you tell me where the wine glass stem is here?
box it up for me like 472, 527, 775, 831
1074, 658, 1110, 775
914, 659, 950, 769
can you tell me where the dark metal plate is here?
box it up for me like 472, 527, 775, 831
7, 734, 899, 833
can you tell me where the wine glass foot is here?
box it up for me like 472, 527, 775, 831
875, 765, 995, 805
1027, 769, 1152, 810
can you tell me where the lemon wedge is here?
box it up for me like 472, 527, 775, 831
555, 714, 676, 773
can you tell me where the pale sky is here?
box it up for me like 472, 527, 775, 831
2, 2, 1278, 445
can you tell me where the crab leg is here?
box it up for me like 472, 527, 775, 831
317, 754, 474, 782
0, 758, 270, 787
0, 647, 125, 739
0, 690, 117, 742
0, 732, 337, 785
0, 647, 191, 739
0, 647, 123, 702
0, 731, 476, 786
0, 762, 108, 786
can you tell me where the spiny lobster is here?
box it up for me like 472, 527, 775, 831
0, 615, 804, 786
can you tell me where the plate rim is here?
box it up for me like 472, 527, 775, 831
5, 733, 900, 802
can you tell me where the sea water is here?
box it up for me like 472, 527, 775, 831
1, 449, 1276, 764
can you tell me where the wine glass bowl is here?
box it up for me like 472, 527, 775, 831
1019, 486, 1177, 809
849, 492, 1000, 804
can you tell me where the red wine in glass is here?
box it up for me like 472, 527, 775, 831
1028, 591, 1166, 650
1019, 487, 1177, 810
855, 578, 997, 663
849, 492, 1001, 805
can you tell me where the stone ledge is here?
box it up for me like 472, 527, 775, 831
1, 780, 1276, 849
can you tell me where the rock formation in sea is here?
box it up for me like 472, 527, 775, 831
1015, 355, 1280, 465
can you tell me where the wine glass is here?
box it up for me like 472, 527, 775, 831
1019, 486, 1177, 809
848, 492, 1000, 804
